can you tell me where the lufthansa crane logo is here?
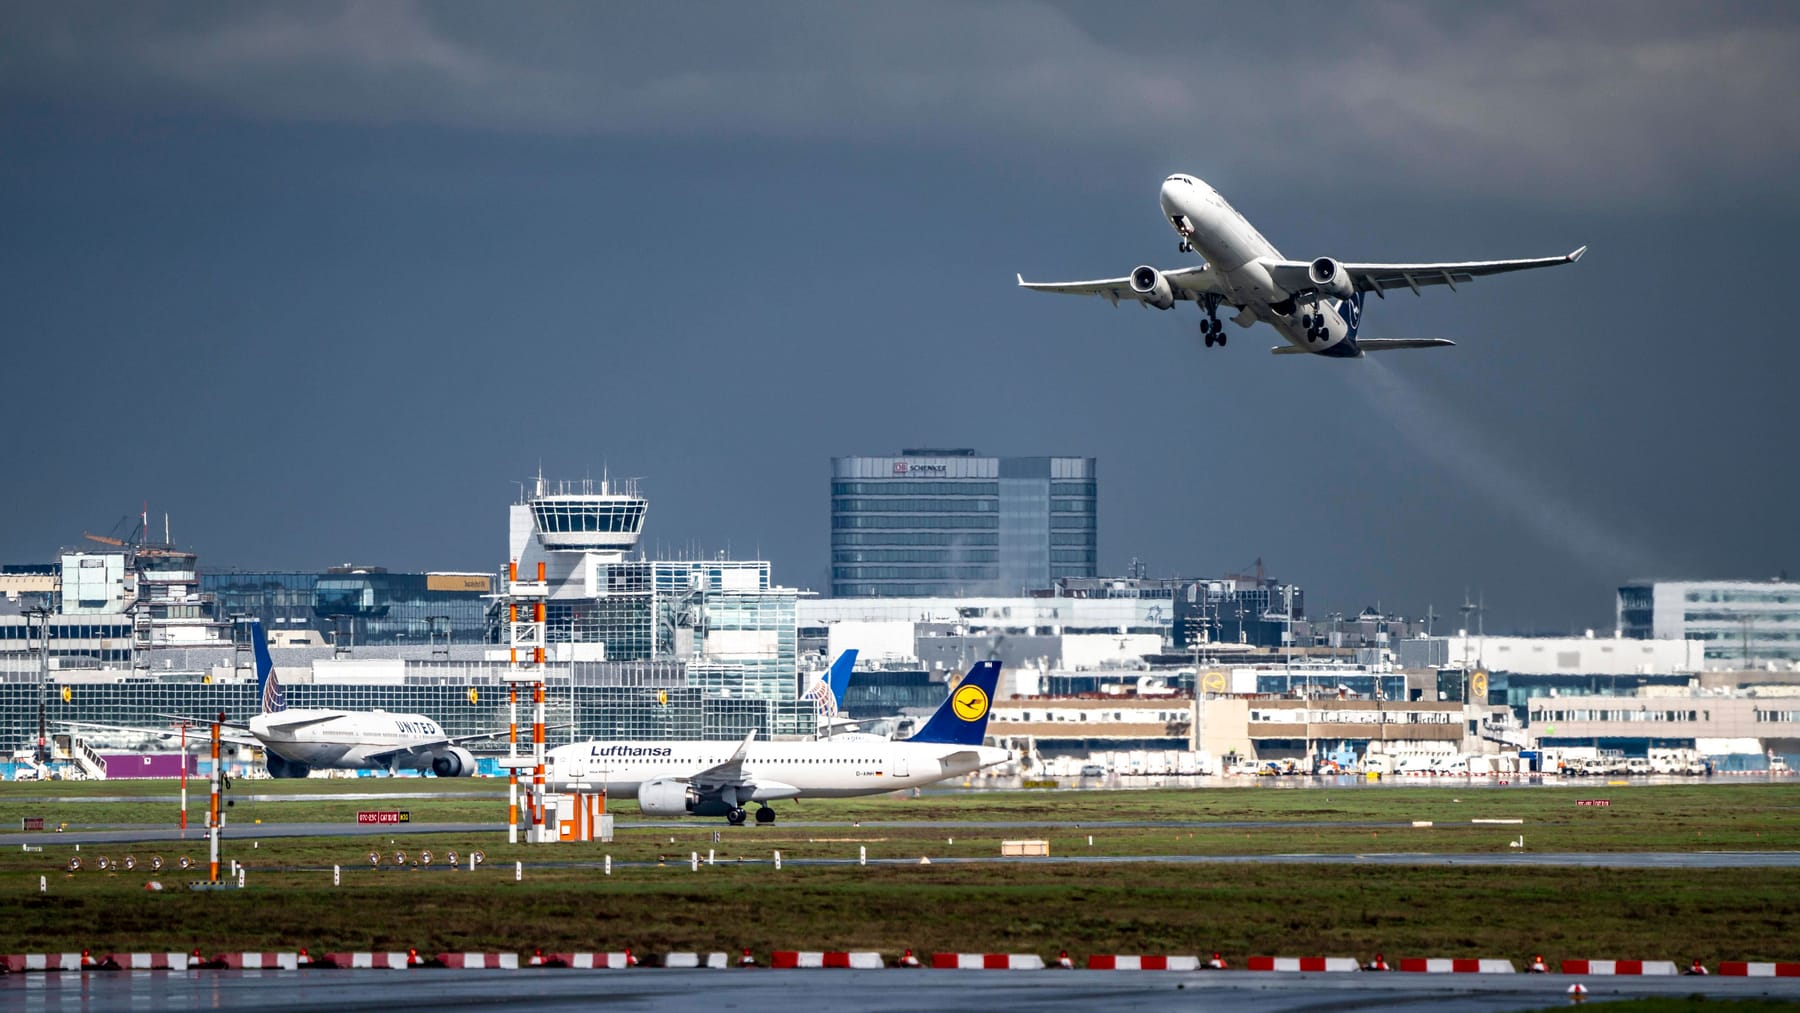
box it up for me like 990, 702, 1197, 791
1471, 672, 1489, 699
952, 684, 990, 722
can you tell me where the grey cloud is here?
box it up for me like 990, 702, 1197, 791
5, 1, 1797, 203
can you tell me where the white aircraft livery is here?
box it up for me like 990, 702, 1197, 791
222, 622, 496, 777
545, 661, 1011, 825
1018, 174, 1585, 358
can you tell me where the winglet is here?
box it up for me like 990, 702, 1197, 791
1016, 273, 1026, 286
1567, 245, 1587, 262
730, 729, 756, 762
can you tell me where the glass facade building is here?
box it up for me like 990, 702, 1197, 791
203, 569, 492, 645
0, 658, 818, 754
831, 450, 1096, 597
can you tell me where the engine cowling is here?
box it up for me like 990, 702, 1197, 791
430, 745, 477, 777
1129, 265, 1176, 310
638, 777, 700, 816
1308, 257, 1354, 300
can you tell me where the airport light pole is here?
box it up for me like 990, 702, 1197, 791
25, 606, 51, 765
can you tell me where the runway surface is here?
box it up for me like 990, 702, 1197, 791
15, 820, 1800, 870
8, 967, 1800, 1012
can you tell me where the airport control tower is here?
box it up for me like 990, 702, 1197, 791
508, 473, 649, 600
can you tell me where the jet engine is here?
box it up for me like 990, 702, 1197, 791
638, 777, 700, 816
430, 746, 477, 777
640, 777, 732, 817
1307, 257, 1354, 300
266, 754, 311, 779
1129, 265, 1176, 310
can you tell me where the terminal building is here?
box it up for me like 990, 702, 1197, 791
830, 450, 1097, 597
1, 475, 817, 763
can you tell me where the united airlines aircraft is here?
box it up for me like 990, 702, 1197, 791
1019, 174, 1584, 358
106, 622, 501, 777
545, 661, 1011, 825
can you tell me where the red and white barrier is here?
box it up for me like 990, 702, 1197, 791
1246, 956, 1361, 972
436, 953, 519, 969
213, 953, 299, 970
769, 951, 884, 969
1087, 955, 1201, 971
7, 954, 85, 972
107, 952, 190, 970
325, 952, 416, 969
1559, 959, 1678, 976
1718, 962, 1800, 977
930, 953, 1045, 970
1398, 958, 1516, 974
551, 952, 638, 969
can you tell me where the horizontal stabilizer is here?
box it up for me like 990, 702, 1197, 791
1357, 338, 1456, 351
1271, 338, 1456, 356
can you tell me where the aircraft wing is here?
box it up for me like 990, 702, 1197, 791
1271, 338, 1457, 355
1264, 247, 1585, 298
686, 730, 757, 792
63, 719, 263, 750
1016, 266, 1223, 305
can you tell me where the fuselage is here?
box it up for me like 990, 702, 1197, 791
1159, 174, 1359, 356
545, 738, 1012, 800
247, 709, 447, 770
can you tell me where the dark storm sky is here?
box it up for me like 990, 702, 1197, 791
3, 2, 1796, 633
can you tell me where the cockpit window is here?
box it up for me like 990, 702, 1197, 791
1165, 175, 1194, 186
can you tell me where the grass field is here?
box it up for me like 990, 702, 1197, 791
2, 780, 1796, 960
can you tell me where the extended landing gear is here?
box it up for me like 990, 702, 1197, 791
1178, 240, 1192, 254
727, 807, 747, 827
1300, 310, 1327, 343
755, 805, 776, 826
1199, 294, 1227, 347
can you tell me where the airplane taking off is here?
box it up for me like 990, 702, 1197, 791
97, 622, 503, 777
1018, 174, 1584, 358
544, 661, 1012, 825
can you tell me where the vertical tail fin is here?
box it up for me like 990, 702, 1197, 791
251, 621, 285, 714
803, 649, 857, 719
909, 661, 1003, 746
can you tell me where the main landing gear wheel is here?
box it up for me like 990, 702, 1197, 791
727, 807, 747, 826
755, 806, 776, 825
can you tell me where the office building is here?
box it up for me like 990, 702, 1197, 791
1618, 580, 1800, 669
830, 449, 1096, 597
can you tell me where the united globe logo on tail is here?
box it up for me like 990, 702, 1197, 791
251, 621, 286, 714
803, 648, 858, 721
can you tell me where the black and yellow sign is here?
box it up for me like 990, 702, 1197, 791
952, 684, 990, 722
1201, 671, 1227, 693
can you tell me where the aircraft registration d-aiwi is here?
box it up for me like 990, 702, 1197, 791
1018, 174, 1585, 358
546, 660, 1011, 825
130, 621, 501, 777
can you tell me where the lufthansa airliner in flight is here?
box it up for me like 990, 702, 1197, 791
1019, 174, 1584, 358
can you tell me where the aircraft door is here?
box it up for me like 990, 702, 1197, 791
891, 754, 909, 779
